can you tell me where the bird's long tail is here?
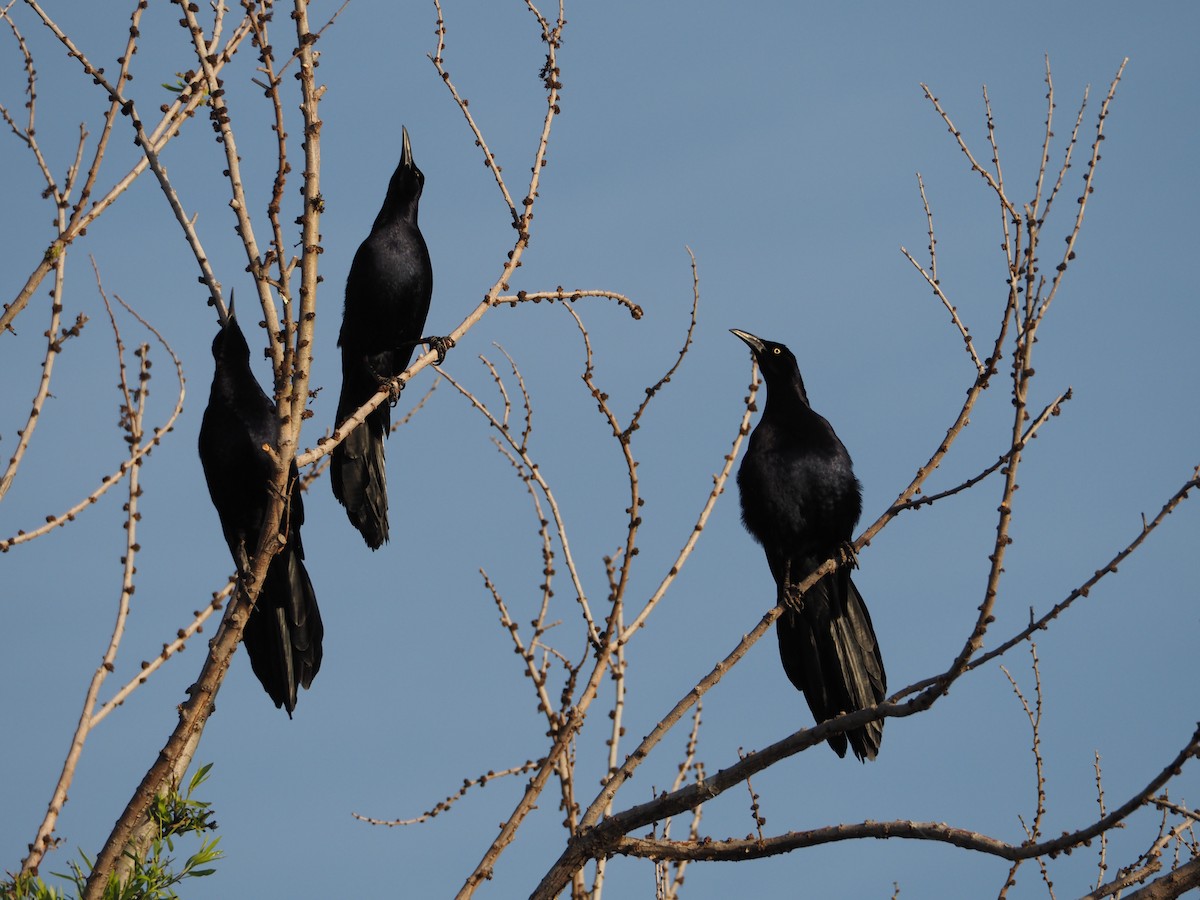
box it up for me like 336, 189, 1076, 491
777, 570, 886, 761
330, 408, 389, 549
243, 546, 324, 716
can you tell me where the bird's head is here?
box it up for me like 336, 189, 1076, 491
731, 328, 799, 375
212, 308, 251, 366
730, 328, 809, 403
386, 125, 425, 205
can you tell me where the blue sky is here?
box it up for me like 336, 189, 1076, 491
2, 1, 1197, 897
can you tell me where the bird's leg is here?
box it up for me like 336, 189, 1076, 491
365, 353, 407, 406
389, 335, 455, 366
385, 375, 407, 406
779, 559, 805, 614
231, 538, 261, 618
419, 334, 455, 366
233, 538, 252, 583
836, 542, 859, 571
780, 581, 805, 614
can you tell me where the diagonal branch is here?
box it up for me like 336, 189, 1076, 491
535, 725, 1200, 894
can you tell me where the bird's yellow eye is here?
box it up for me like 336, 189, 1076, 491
772, 347, 781, 355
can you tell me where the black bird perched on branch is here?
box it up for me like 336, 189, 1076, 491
732, 329, 886, 761
199, 312, 323, 715
332, 125, 437, 549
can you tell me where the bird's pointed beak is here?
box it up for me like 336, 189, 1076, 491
730, 328, 765, 354
224, 289, 237, 327
401, 125, 414, 170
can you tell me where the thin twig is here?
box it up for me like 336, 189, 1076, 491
892, 466, 1200, 701
22, 285, 152, 874
901, 171, 983, 373
998, 643, 1048, 897
0, 248, 85, 500
1, 291, 186, 553
353, 760, 541, 826
440, 364, 601, 647
579, 725, 1200, 871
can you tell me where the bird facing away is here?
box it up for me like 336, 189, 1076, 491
199, 312, 324, 715
732, 329, 885, 761
331, 125, 434, 549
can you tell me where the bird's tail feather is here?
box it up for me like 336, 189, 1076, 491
830, 574, 885, 761
777, 571, 886, 761
330, 413, 389, 549
242, 546, 324, 716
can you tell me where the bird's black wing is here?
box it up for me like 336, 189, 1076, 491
772, 557, 885, 761
243, 468, 323, 712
